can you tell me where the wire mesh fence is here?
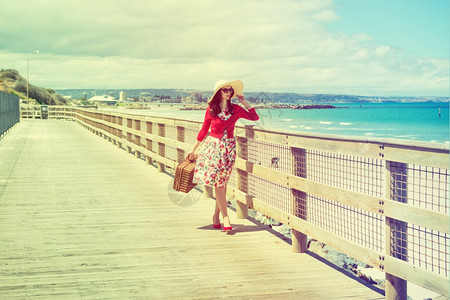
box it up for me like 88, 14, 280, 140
244, 131, 448, 278
388, 161, 449, 277
0, 92, 20, 137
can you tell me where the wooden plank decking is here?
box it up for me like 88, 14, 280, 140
0, 120, 384, 299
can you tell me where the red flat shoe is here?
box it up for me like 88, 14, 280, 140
212, 217, 221, 229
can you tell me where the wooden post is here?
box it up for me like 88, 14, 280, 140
291, 147, 307, 253
177, 126, 185, 163
292, 229, 308, 253
117, 117, 124, 150
135, 136, 141, 159
146, 122, 153, 165
146, 139, 153, 165
157, 142, 165, 173
235, 126, 253, 219
236, 169, 249, 219
385, 161, 408, 300
157, 124, 165, 173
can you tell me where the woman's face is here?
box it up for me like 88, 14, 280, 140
220, 85, 234, 101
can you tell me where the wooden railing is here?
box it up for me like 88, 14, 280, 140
21, 105, 450, 299
20, 105, 94, 119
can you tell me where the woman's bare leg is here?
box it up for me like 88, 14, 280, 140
213, 201, 220, 226
213, 202, 220, 220
215, 185, 231, 228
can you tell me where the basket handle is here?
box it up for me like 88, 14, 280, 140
187, 153, 198, 162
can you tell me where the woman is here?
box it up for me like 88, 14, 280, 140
187, 79, 259, 231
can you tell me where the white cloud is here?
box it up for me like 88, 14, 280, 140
0, 0, 448, 96
375, 46, 391, 56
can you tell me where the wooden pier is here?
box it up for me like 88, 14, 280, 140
0, 120, 385, 299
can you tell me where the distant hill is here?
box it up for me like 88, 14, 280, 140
0, 69, 67, 105
55, 88, 449, 104
1, 69, 447, 105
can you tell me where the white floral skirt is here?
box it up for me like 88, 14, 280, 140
193, 132, 236, 188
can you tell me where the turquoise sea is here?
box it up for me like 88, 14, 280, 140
255, 102, 450, 144
128, 102, 450, 145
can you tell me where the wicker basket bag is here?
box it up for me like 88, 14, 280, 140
173, 154, 198, 193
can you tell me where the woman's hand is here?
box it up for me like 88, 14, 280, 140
186, 140, 201, 160
186, 151, 196, 161
237, 94, 252, 110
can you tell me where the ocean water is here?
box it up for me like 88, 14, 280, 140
127, 102, 450, 145
255, 102, 450, 144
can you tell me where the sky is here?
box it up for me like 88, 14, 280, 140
0, 0, 448, 97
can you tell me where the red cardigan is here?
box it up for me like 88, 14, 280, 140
197, 104, 259, 141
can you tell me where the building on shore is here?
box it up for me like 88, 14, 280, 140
88, 95, 117, 106
119, 91, 127, 101
182, 92, 203, 103
139, 92, 153, 102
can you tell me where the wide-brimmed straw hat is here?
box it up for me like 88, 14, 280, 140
208, 79, 244, 104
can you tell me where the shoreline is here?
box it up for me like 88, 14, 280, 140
178, 104, 346, 110
105, 103, 449, 145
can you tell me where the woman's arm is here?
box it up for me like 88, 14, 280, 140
196, 107, 212, 141
236, 95, 259, 121
186, 140, 202, 160
186, 108, 211, 159
237, 94, 253, 110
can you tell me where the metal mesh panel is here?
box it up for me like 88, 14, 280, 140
237, 169, 248, 193
176, 149, 184, 164
135, 135, 141, 147
165, 145, 177, 165
291, 149, 386, 251
389, 162, 449, 277
248, 174, 292, 213
228, 168, 237, 189
134, 120, 141, 131
247, 139, 293, 213
146, 122, 153, 134
146, 139, 153, 153
177, 126, 185, 143
158, 124, 165, 137
0, 92, 20, 136
389, 221, 450, 277
248, 140, 292, 173
391, 162, 449, 213
293, 189, 307, 219
305, 150, 384, 197
407, 225, 449, 276
165, 124, 177, 141
307, 194, 385, 252
185, 127, 199, 144
158, 143, 165, 159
